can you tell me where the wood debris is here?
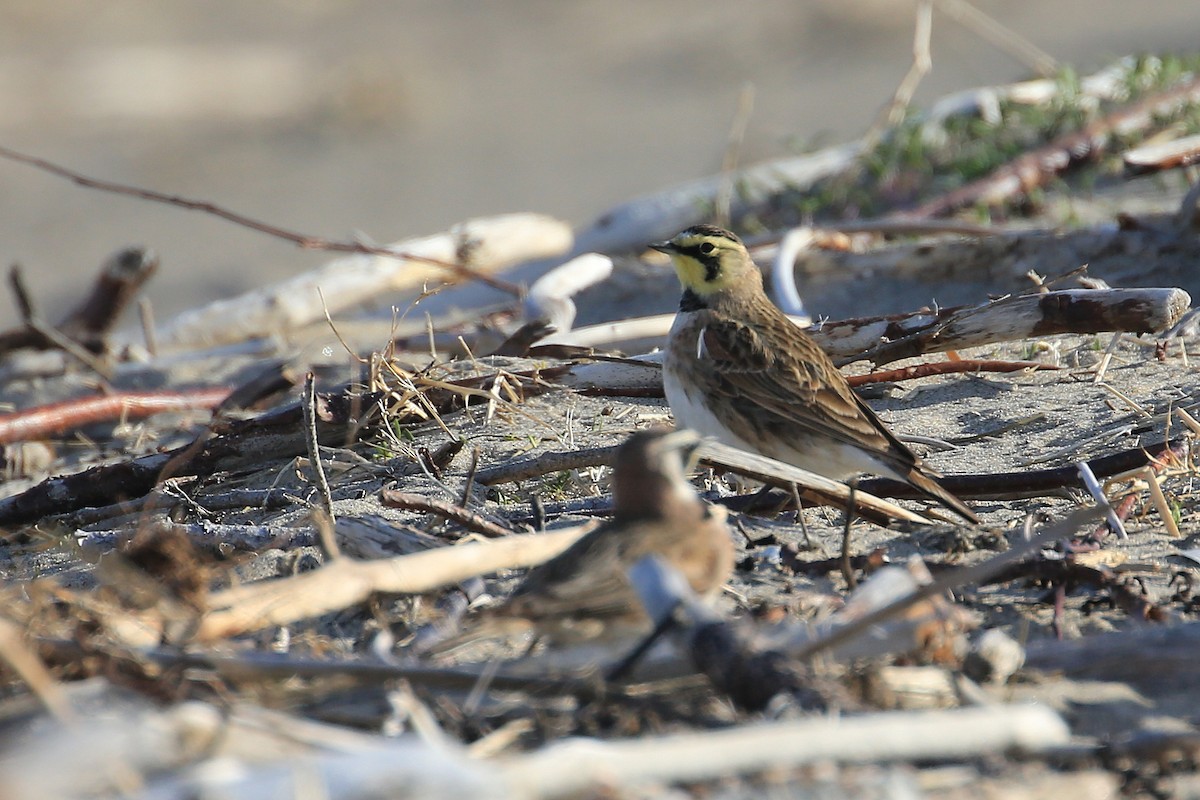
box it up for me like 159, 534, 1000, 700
3, 53, 1200, 799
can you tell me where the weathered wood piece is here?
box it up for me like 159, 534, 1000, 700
827, 287, 1191, 366
508, 705, 1069, 798
154, 213, 572, 349
196, 524, 593, 641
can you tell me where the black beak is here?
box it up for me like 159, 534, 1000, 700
649, 240, 675, 254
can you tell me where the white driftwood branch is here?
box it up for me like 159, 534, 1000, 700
541, 312, 808, 349
573, 143, 864, 255
196, 524, 591, 641
503, 705, 1069, 798
524, 252, 613, 333
540, 288, 1190, 360
155, 213, 572, 349
829, 287, 1191, 366
555, 352, 665, 394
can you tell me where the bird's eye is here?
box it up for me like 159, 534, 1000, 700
699, 242, 715, 254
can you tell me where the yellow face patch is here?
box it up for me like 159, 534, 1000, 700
664, 233, 747, 296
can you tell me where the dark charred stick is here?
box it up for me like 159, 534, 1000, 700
489, 320, 557, 357
216, 360, 298, 413
779, 546, 890, 578
8, 264, 36, 322
858, 437, 1189, 502
56, 248, 159, 353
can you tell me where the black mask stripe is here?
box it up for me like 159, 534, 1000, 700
677, 244, 722, 283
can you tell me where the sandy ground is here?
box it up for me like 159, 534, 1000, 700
2, 0, 1200, 325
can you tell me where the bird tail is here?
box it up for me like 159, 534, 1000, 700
903, 468, 979, 524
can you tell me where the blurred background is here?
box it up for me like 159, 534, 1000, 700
1, 0, 1197, 325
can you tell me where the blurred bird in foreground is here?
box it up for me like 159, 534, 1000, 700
428, 428, 734, 653
652, 225, 977, 523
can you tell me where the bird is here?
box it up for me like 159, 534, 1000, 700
428, 427, 735, 651
651, 224, 978, 523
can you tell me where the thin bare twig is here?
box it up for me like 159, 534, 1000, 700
868, 0, 933, 142
846, 359, 1058, 386
8, 264, 36, 322
380, 488, 516, 539
0, 143, 521, 295
935, 0, 1059, 76
26, 319, 113, 378
715, 82, 756, 227
303, 373, 337, 534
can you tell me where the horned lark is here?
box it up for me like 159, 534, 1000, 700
438, 428, 734, 649
652, 225, 978, 523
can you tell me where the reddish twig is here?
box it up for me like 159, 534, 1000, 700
380, 488, 515, 539
846, 359, 1058, 386
0, 144, 520, 295
895, 75, 1200, 219
0, 388, 231, 445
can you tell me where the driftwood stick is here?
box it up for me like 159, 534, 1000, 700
153, 213, 571, 349
1024, 620, 1200, 690
195, 525, 591, 641
832, 287, 1191, 367
543, 287, 1188, 370
380, 489, 517, 538
1123, 131, 1200, 175
76, 523, 318, 555
0, 387, 231, 445
507, 705, 1069, 797
476, 445, 617, 486
698, 441, 930, 524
